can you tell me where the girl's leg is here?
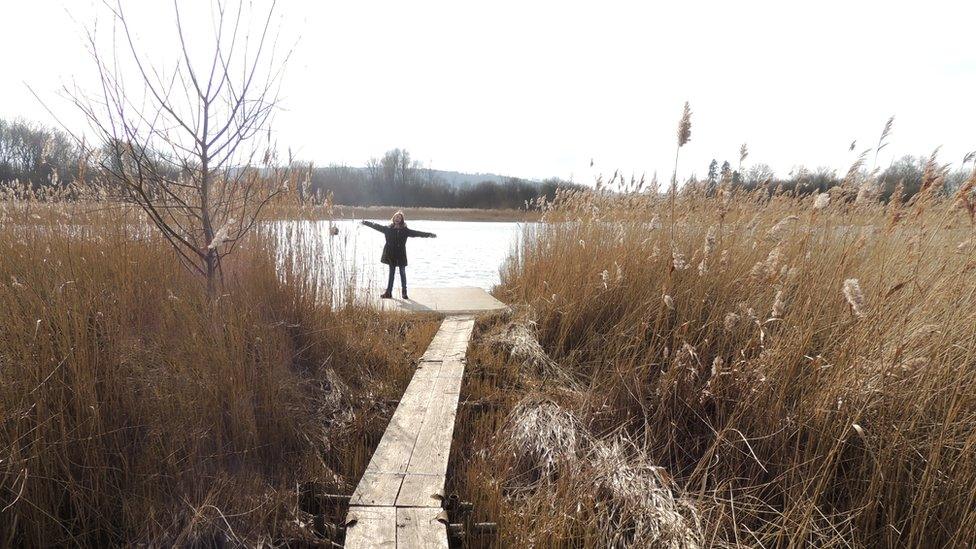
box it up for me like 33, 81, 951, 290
399, 266, 407, 296
385, 264, 395, 295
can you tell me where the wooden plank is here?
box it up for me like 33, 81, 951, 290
421, 326, 472, 361
365, 375, 438, 474
345, 506, 397, 549
406, 382, 461, 476
349, 472, 404, 506
405, 360, 443, 387
426, 318, 473, 348
364, 403, 427, 474
437, 375, 463, 396
396, 507, 449, 549
435, 358, 465, 382
395, 473, 445, 508
411, 360, 443, 381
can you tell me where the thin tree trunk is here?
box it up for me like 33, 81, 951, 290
200, 102, 216, 296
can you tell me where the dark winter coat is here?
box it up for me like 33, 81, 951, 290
362, 221, 436, 266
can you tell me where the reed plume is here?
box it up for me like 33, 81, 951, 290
671, 101, 692, 188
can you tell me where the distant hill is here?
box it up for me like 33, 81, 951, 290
425, 169, 526, 187
317, 165, 534, 188
309, 162, 582, 210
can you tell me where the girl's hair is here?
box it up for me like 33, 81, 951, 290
390, 210, 406, 227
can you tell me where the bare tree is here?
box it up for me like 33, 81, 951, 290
66, 0, 293, 294
744, 163, 776, 187
380, 148, 416, 188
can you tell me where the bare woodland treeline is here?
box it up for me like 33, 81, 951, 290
0, 118, 579, 209
0, 119, 82, 187
701, 155, 972, 200
5, 117, 971, 210
300, 148, 583, 209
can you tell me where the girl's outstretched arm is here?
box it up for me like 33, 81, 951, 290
361, 220, 389, 234
406, 228, 437, 238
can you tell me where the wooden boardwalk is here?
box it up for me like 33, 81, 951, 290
344, 315, 476, 548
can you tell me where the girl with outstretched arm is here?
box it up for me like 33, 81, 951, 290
361, 211, 436, 299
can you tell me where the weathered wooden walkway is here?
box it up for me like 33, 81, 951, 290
345, 288, 506, 549
344, 288, 505, 547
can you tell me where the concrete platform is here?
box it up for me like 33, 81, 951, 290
374, 286, 508, 315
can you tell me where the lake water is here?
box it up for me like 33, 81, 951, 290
280, 219, 525, 291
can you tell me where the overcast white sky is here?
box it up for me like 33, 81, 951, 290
4, 0, 975, 183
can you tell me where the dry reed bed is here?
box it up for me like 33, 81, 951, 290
452, 314, 704, 548
454, 185, 976, 547
0, 200, 438, 546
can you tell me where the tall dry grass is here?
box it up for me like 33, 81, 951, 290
453, 173, 976, 546
0, 189, 438, 546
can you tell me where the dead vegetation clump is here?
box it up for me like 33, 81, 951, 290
485, 313, 577, 385
587, 437, 702, 549
456, 313, 706, 547
501, 396, 585, 482
488, 389, 705, 548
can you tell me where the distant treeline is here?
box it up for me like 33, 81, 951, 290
0, 118, 581, 209
696, 157, 971, 200
0, 119, 82, 187
3, 117, 970, 207
300, 149, 582, 209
